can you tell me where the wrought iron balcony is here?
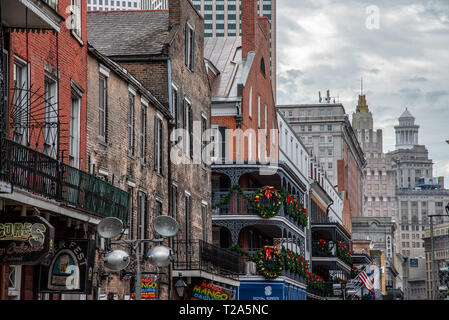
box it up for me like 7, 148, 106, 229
312, 240, 352, 267
0, 138, 129, 221
173, 240, 241, 281
212, 188, 306, 232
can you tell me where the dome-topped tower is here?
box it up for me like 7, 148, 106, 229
394, 108, 419, 149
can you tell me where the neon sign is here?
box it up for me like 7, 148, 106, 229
130, 277, 158, 299
191, 281, 231, 301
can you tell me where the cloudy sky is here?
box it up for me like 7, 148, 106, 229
276, 0, 449, 183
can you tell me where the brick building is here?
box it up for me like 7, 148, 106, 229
86, 45, 172, 299
1, 0, 129, 300
87, 0, 239, 300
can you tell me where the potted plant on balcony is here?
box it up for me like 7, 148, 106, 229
283, 192, 308, 227
337, 241, 352, 265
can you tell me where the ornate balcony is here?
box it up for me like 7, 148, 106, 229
0, 138, 129, 221
172, 240, 241, 282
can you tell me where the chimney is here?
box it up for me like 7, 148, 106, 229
241, 0, 257, 58
169, 0, 181, 27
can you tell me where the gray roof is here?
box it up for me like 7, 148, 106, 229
399, 108, 414, 119
87, 11, 169, 57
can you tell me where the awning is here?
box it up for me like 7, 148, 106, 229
1, 0, 64, 32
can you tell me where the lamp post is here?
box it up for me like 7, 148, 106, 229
429, 203, 449, 299
97, 216, 179, 300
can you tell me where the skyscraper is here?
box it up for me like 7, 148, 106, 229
192, 0, 276, 100
87, 0, 141, 11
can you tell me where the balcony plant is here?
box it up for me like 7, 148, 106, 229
283, 192, 308, 227
254, 246, 284, 279
313, 238, 333, 257
337, 241, 352, 265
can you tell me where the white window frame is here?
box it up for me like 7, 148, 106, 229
257, 95, 261, 128
44, 74, 58, 158
249, 87, 252, 119
8, 265, 22, 300
70, 94, 81, 168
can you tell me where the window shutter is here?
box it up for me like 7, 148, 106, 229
189, 106, 193, 159
160, 121, 164, 175
185, 23, 189, 66
191, 29, 195, 71
154, 115, 159, 172
219, 126, 226, 161
183, 101, 187, 155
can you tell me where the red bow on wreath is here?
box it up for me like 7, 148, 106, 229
264, 186, 275, 199
264, 246, 274, 260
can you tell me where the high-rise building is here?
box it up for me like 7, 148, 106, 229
141, 0, 168, 9
193, 0, 276, 100
87, 0, 141, 11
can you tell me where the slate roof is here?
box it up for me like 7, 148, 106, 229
87, 10, 170, 57
205, 36, 252, 99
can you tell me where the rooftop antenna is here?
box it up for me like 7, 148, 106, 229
319, 91, 322, 103
326, 90, 330, 103
361, 77, 363, 95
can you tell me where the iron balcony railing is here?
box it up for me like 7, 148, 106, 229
212, 189, 306, 232
173, 240, 241, 281
0, 138, 129, 221
312, 241, 352, 267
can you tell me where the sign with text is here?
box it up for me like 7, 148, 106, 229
130, 277, 158, 299
38, 239, 95, 294
0, 215, 54, 265
189, 280, 235, 301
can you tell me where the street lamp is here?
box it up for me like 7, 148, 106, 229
97, 215, 179, 300
174, 277, 188, 299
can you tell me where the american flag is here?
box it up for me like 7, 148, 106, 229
358, 267, 375, 295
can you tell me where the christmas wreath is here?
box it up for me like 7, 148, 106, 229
255, 246, 284, 279
251, 186, 283, 219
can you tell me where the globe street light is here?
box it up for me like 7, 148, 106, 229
97, 215, 179, 300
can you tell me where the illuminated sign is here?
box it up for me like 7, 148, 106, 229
190, 281, 234, 301
0, 216, 54, 265
38, 239, 95, 294
130, 277, 158, 299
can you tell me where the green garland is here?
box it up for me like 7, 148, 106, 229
212, 184, 245, 209
282, 189, 308, 227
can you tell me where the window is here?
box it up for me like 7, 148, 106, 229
13, 60, 28, 145
70, 0, 82, 38
328, 148, 333, 156
260, 57, 266, 77
308, 125, 312, 132
171, 185, 177, 220
185, 23, 195, 71
201, 114, 207, 165
99, 76, 107, 141
128, 93, 135, 156
44, 76, 58, 158
155, 200, 162, 217
172, 86, 181, 131
69, 94, 81, 168
154, 115, 164, 175
137, 191, 149, 252
185, 193, 191, 244
127, 187, 134, 240
249, 87, 252, 118
328, 136, 333, 143
202, 203, 207, 242
328, 162, 333, 169
264, 104, 267, 134
288, 111, 292, 117
320, 136, 325, 143
8, 266, 22, 300
140, 105, 147, 164
320, 125, 324, 131
308, 136, 312, 143
257, 95, 261, 128
328, 125, 332, 131
300, 125, 305, 132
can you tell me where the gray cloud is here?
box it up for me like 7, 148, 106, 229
277, 0, 449, 183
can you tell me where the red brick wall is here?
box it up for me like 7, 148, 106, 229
7, 0, 88, 169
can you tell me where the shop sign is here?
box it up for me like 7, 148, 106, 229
38, 239, 95, 294
190, 280, 234, 301
238, 281, 284, 300
130, 277, 158, 299
0, 215, 54, 265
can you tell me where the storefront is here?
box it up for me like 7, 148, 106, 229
237, 280, 307, 300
